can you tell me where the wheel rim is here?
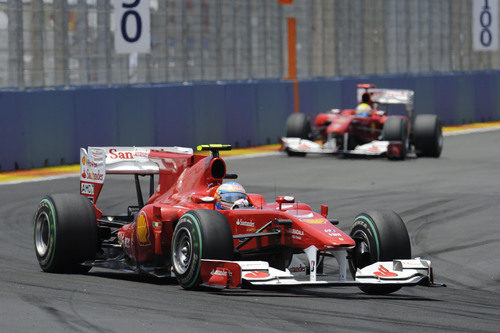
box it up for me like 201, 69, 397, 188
35, 211, 50, 257
172, 227, 193, 275
351, 229, 372, 269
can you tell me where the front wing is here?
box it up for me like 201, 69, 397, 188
281, 137, 402, 156
200, 258, 441, 289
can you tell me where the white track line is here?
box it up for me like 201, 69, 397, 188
1, 125, 499, 186
0, 173, 80, 186
443, 126, 500, 136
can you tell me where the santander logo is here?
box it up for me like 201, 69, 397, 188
210, 269, 228, 277
373, 265, 398, 277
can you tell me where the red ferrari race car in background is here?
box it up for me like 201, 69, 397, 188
281, 84, 443, 160
34, 144, 443, 294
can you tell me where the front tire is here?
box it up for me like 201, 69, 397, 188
382, 116, 409, 160
348, 210, 411, 295
34, 194, 98, 273
285, 113, 311, 139
172, 210, 234, 289
413, 114, 443, 157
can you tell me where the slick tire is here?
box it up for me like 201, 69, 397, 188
413, 114, 443, 157
285, 113, 311, 139
382, 116, 409, 160
172, 210, 234, 289
34, 194, 98, 273
348, 210, 411, 295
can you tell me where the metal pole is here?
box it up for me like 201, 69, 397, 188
77, 0, 89, 85
246, 0, 252, 79
31, 0, 45, 87
215, 0, 222, 79
8, 0, 24, 89
232, 1, 237, 80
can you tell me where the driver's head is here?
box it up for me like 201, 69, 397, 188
361, 92, 371, 104
215, 182, 247, 209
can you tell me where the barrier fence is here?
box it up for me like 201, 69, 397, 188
1, 71, 500, 171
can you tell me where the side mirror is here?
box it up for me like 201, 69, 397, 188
276, 196, 295, 210
321, 204, 328, 218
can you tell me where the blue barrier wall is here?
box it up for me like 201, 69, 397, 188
1, 71, 499, 171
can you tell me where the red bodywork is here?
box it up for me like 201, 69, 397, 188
315, 109, 390, 144
104, 151, 354, 265
313, 83, 411, 148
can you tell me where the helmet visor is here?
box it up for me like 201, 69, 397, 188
219, 191, 247, 204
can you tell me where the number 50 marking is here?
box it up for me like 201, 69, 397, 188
121, 0, 142, 43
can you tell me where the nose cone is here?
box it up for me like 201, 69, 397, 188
327, 117, 351, 134
286, 211, 355, 249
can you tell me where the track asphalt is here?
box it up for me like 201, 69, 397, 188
0, 126, 499, 332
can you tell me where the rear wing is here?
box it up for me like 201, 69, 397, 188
357, 87, 414, 115
80, 146, 193, 203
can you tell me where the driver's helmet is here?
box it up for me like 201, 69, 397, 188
356, 93, 372, 117
215, 182, 248, 209
356, 103, 371, 117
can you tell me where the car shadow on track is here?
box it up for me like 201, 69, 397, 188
214, 287, 440, 302
88, 270, 178, 286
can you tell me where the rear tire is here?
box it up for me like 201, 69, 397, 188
382, 116, 408, 160
413, 114, 443, 157
34, 194, 98, 273
285, 113, 311, 139
172, 210, 234, 289
348, 210, 411, 295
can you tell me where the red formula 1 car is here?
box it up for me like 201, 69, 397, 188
34, 144, 442, 294
281, 84, 443, 160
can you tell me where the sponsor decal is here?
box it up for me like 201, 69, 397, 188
289, 229, 304, 236
236, 219, 255, 227
124, 237, 131, 248
82, 169, 104, 181
81, 156, 86, 165
339, 237, 344, 241
289, 265, 306, 273
133, 150, 149, 158
303, 218, 326, 224
80, 182, 94, 195
210, 269, 228, 277
286, 228, 304, 240
244, 271, 270, 279
108, 148, 134, 159
373, 265, 398, 277
136, 213, 150, 245
328, 232, 342, 237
